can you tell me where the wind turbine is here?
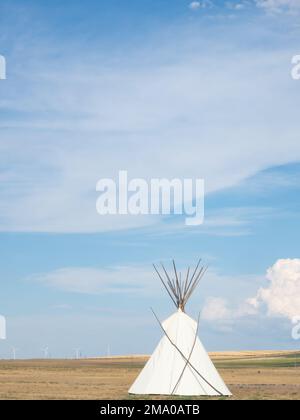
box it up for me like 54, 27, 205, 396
42, 347, 49, 359
11, 346, 18, 360
74, 348, 81, 360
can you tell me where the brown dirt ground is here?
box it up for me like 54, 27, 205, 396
0, 351, 299, 400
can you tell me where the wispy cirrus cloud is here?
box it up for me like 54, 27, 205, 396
189, 1, 213, 11
0, 5, 300, 234
255, 0, 300, 14
225, 1, 248, 11
30, 263, 263, 304
30, 266, 157, 295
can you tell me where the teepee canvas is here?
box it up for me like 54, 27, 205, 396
129, 260, 231, 397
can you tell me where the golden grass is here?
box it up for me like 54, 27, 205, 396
0, 351, 299, 400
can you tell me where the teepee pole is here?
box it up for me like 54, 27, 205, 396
161, 263, 178, 303
153, 264, 177, 308
184, 266, 207, 305
154, 259, 208, 311
172, 261, 179, 295
184, 259, 202, 299
183, 267, 190, 301
172, 260, 180, 294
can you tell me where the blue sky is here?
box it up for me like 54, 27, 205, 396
1, 0, 300, 358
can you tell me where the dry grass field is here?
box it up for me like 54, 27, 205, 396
0, 351, 299, 400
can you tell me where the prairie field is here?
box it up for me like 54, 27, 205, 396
0, 351, 299, 400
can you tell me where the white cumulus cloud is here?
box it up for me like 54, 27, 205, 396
250, 259, 300, 320
202, 297, 231, 321
202, 296, 258, 321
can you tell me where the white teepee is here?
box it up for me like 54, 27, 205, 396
129, 260, 231, 397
